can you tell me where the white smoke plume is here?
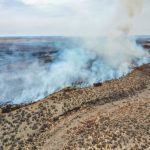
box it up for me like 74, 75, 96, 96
122, 0, 144, 17
0, 39, 148, 104
84, 0, 147, 69
115, 0, 144, 35
0, 0, 149, 104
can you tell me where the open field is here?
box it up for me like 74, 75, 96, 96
0, 37, 150, 150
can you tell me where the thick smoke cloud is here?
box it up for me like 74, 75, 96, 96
115, 0, 144, 35
0, 39, 149, 104
83, 0, 147, 68
0, 0, 150, 104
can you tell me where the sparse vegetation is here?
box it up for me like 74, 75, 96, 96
0, 63, 150, 150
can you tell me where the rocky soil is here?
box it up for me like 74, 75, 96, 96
0, 62, 150, 150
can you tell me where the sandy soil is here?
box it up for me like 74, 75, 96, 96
56, 88, 150, 150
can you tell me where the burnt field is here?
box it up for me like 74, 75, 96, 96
0, 36, 150, 105
0, 37, 81, 74
0, 37, 64, 68
0, 36, 149, 63
0, 36, 149, 68
136, 36, 150, 51
0, 36, 149, 71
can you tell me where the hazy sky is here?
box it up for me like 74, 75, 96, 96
0, 0, 150, 36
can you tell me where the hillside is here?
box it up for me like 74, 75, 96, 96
0, 62, 150, 150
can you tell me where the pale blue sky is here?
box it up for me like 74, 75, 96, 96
0, 0, 149, 36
